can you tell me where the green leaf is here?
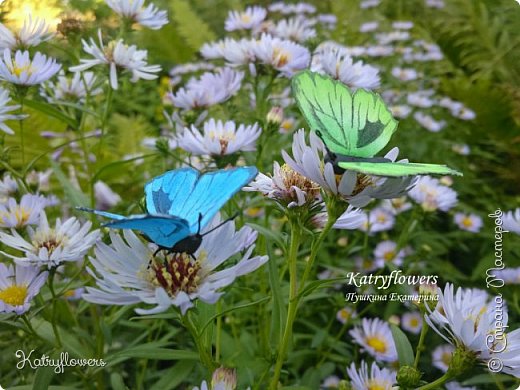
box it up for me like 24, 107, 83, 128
170, 0, 216, 50
109, 373, 127, 390
22, 99, 78, 128
150, 360, 195, 390
31, 366, 54, 390
105, 342, 199, 367
49, 159, 89, 207
390, 324, 415, 367
247, 223, 286, 249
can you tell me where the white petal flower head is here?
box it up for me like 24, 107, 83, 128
391, 66, 418, 81
373, 240, 406, 268
312, 49, 381, 90
454, 212, 483, 233
282, 130, 413, 207
360, 21, 379, 33
0, 263, 48, 315
106, 0, 168, 30
94, 180, 122, 211
432, 344, 455, 372
0, 87, 26, 135
70, 30, 161, 90
269, 18, 316, 43
83, 216, 268, 315
321, 375, 340, 389
170, 68, 244, 110
0, 194, 47, 228
0, 173, 18, 201
312, 205, 365, 230
0, 212, 101, 268
349, 318, 398, 363
178, 118, 261, 156
0, 16, 54, 51
413, 112, 446, 132
0, 49, 61, 86
359, 207, 395, 233
225, 6, 267, 31
336, 306, 356, 325
389, 104, 412, 119
244, 161, 321, 208
346, 361, 396, 390
445, 382, 476, 390
401, 311, 423, 334
502, 208, 520, 235
41, 71, 102, 102
409, 176, 458, 212
252, 34, 310, 77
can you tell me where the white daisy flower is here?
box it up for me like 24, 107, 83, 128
355, 255, 377, 273
94, 181, 121, 211
359, 207, 395, 233
502, 208, 520, 234
453, 107, 476, 120
497, 328, 520, 377
269, 18, 316, 43
282, 130, 413, 207
391, 66, 418, 81
0, 212, 100, 268
312, 49, 380, 90
407, 91, 435, 108
365, 45, 394, 57
106, 0, 168, 30
244, 161, 320, 208
311, 205, 365, 230
432, 344, 454, 372
359, 21, 379, 33
376, 31, 411, 45
360, 0, 382, 9
451, 143, 470, 156
315, 14, 337, 29
70, 30, 161, 90
169, 62, 215, 76
347, 361, 396, 390
83, 216, 268, 315
170, 68, 244, 110
0, 263, 48, 315
413, 112, 446, 132
336, 306, 356, 324
0, 49, 61, 86
268, 2, 316, 14
321, 375, 340, 389
392, 21, 414, 30
194, 366, 241, 390
178, 118, 261, 156
225, 6, 267, 31
389, 104, 412, 119
0, 174, 18, 201
445, 382, 476, 390
401, 311, 423, 334
252, 34, 310, 77
0, 87, 26, 135
349, 318, 398, 362
0, 16, 54, 51
409, 176, 458, 212
454, 212, 483, 233
492, 267, 520, 285
373, 240, 406, 268
381, 197, 412, 214
41, 71, 101, 102
0, 194, 47, 228
426, 0, 445, 8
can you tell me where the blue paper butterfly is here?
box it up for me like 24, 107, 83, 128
79, 166, 258, 256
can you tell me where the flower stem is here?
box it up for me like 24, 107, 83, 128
19, 97, 25, 166
184, 312, 215, 372
269, 218, 302, 390
416, 372, 452, 390
414, 318, 429, 368
48, 268, 63, 348
215, 300, 222, 363
97, 85, 114, 160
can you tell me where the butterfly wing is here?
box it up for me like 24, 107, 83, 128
105, 215, 191, 248
76, 207, 127, 220
291, 70, 397, 158
175, 166, 258, 232
338, 161, 463, 177
144, 168, 199, 214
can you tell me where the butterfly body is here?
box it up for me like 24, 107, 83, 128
79, 166, 258, 256
292, 71, 462, 177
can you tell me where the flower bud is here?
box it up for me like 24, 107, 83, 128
211, 367, 237, 390
396, 365, 422, 387
266, 106, 284, 126
447, 346, 477, 376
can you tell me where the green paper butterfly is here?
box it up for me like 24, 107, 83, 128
291, 70, 462, 177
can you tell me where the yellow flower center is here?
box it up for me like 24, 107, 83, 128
0, 206, 32, 227
409, 317, 419, 327
339, 309, 351, 320
272, 47, 290, 67
0, 285, 28, 306
33, 228, 66, 255
12, 63, 33, 77
366, 336, 387, 353
367, 381, 386, 390
462, 217, 473, 228
240, 14, 251, 23
441, 351, 452, 366
383, 251, 396, 261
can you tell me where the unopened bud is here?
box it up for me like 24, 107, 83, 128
396, 365, 422, 387
211, 367, 237, 390
267, 106, 284, 126
447, 346, 477, 376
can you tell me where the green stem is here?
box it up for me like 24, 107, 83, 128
97, 85, 114, 160
48, 268, 63, 348
184, 312, 215, 372
416, 372, 452, 390
215, 300, 222, 364
414, 318, 429, 368
19, 97, 25, 166
269, 218, 302, 390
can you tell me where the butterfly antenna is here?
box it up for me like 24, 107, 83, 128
201, 213, 239, 237
197, 213, 203, 235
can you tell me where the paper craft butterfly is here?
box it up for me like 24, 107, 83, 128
291, 70, 462, 177
79, 166, 258, 257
